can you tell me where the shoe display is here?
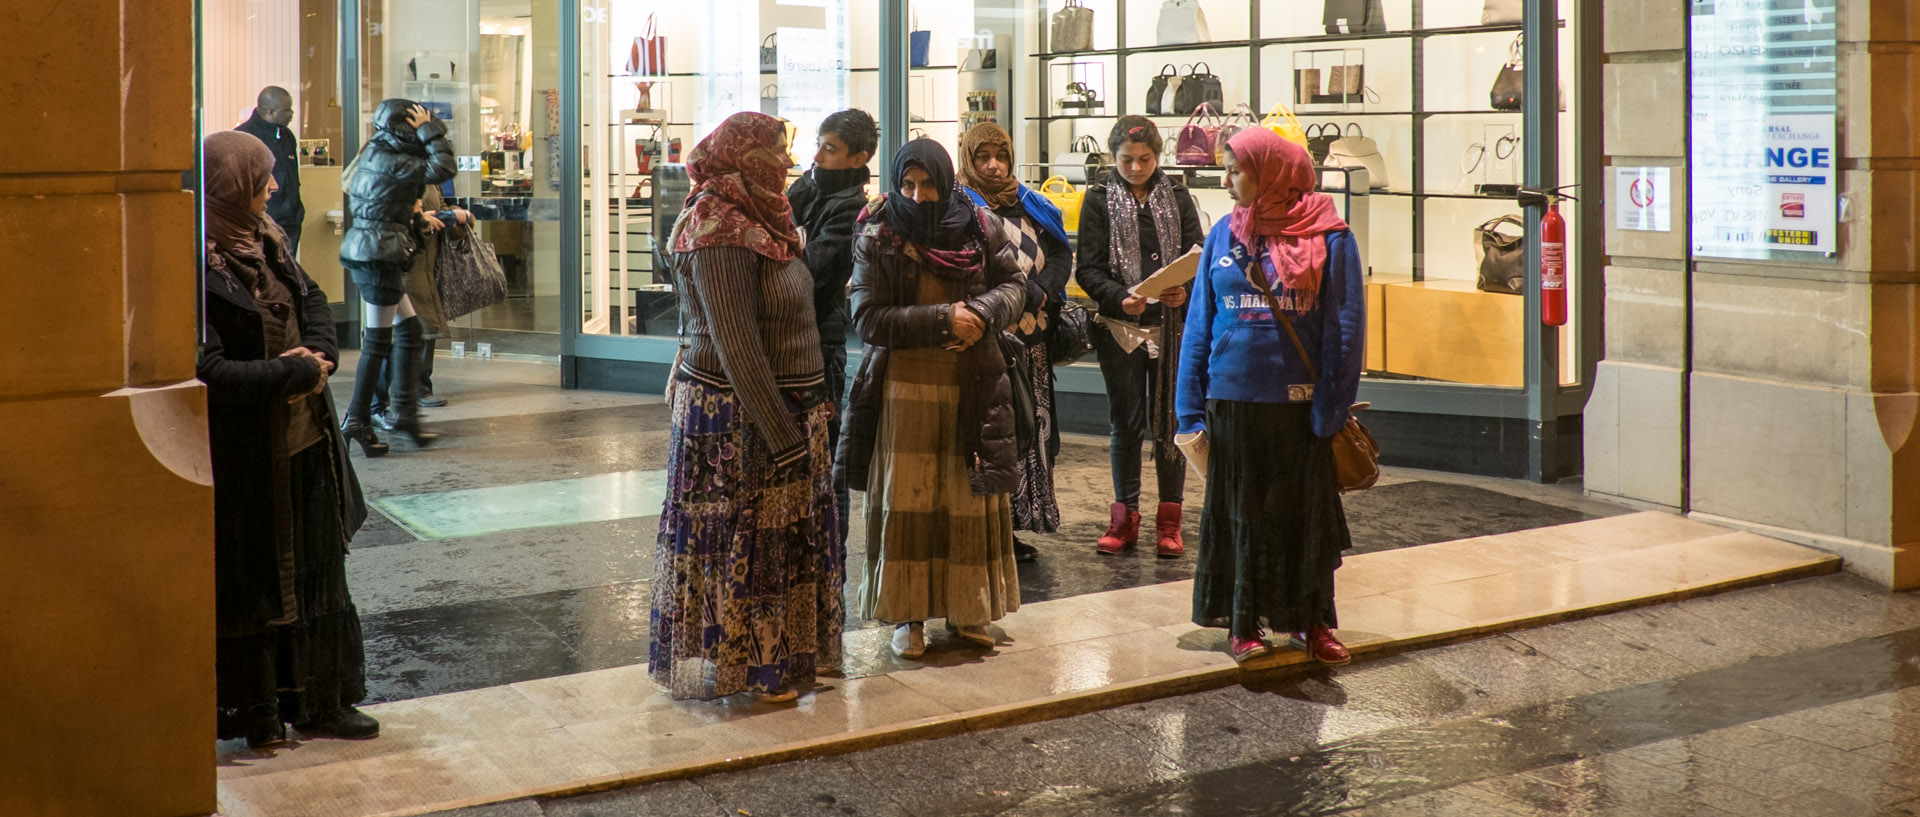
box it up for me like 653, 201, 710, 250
947, 622, 995, 648
1014, 539, 1039, 563
1154, 502, 1184, 558
1294, 625, 1352, 666
418, 392, 448, 408
1229, 631, 1272, 664
1095, 502, 1141, 555
891, 622, 926, 659
294, 706, 380, 740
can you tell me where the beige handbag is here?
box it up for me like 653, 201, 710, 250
1324, 126, 1390, 190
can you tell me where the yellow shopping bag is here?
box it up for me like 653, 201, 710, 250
1039, 176, 1085, 232
1260, 103, 1309, 151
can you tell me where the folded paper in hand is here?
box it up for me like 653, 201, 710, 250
1128, 247, 1202, 304
1174, 431, 1208, 483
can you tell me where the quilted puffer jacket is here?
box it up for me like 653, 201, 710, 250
340, 100, 457, 268
838, 196, 1030, 496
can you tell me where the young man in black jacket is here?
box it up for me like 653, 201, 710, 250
235, 86, 306, 251
786, 108, 878, 543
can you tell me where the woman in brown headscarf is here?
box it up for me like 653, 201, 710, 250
955, 122, 1073, 563
199, 131, 377, 747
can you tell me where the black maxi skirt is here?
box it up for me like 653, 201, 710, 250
216, 444, 368, 739
1191, 400, 1352, 637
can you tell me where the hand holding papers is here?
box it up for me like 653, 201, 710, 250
1127, 247, 1202, 304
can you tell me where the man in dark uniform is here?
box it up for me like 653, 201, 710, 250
235, 86, 306, 251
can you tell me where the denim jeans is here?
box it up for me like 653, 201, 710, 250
1092, 326, 1185, 509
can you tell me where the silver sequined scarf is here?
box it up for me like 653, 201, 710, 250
1104, 172, 1187, 471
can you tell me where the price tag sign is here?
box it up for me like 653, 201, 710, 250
457, 155, 483, 172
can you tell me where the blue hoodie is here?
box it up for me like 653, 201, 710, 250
1174, 218, 1366, 438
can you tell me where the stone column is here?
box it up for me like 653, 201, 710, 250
0, 1, 217, 815
1589, 0, 1919, 589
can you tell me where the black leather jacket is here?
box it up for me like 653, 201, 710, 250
838, 200, 1029, 497
341, 115, 456, 268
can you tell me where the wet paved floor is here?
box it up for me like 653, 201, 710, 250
330, 353, 1625, 704
429, 572, 1920, 817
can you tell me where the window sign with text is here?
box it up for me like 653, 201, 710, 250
1689, 0, 1839, 259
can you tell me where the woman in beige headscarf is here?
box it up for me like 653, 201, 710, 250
199, 130, 379, 748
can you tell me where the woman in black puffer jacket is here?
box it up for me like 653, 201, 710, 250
839, 139, 1028, 659
339, 98, 457, 453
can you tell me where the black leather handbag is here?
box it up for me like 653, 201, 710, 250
1001, 332, 1039, 457
1305, 123, 1340, 164
1173, 62, 1224, 117
1474, 215, 1526, 295
1323, 0, 1386, 33
1145, 64, 1179, 115
1047, 300, 1093, 366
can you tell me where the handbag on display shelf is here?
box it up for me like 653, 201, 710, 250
1303, 123, 1339, 164
1175, 103, 1222, 166
1048, 300, 1094, 366
1145, 64, 1183, 116
760, 33, 778, 73
1324, 124, 1390, 190
1327, 65, 1365, 101
1173, 62, 1225, 118
1260, 103, 1309, 150
1473, 215, 1527, 295
1058, 134, 1110, 184
1049, 0, 1095, 53
1213, 103, 1257, 163
1482, 0, 1523, 24
1295, 68, 1322, 105
1156, 0, 1212, 46
626, 13, 668, 76
1250, 266, 1380, 493
909, 11, 932, 68
1059, 81, 1103, 113
1323, 0, 1386, 34
760, 85, 779, 116
962, 45, 997, 71
435, 224, 509, 321
1038, 176, 1085, 231
1490, 35, 1565, 112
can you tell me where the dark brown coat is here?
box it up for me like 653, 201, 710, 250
838, 201, 1029, 496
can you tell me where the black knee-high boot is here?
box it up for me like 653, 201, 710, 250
388, 316, 438, 447
343, 326, 393, 457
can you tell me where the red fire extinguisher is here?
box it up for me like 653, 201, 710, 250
1540, 194, 1567, 326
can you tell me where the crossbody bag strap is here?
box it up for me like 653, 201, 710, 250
1246, 261, 1321, 384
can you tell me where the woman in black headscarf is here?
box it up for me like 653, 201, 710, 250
199, 131, 377, 748
338, 98, 457, 453
839, 139, 1030, 659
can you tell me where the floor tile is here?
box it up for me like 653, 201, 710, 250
1333, 592, 1479, 643
359, 597, 579, 703
1382, 560, 1684, 628
1581, 532, 1835, 588
374, 469, 670, 539
218, 685, 562, 781
510, 581, 653, 671
886, 629, 1222, 713
1494, 511, 1732, 561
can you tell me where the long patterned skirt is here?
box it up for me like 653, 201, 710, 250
1010, 341, 1061, 534
860, 347, 1020, 627
649, 377, 844, 700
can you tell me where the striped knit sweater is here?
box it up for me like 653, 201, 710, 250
676, 246, 826, 465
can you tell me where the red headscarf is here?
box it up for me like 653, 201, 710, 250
1225, 128, 1348, 306
671, 112, 803, 263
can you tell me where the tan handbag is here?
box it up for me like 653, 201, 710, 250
1248, 268, 1380, 492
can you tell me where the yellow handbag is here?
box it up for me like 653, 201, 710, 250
1260, 103, 1309, 151
1039, 176, 1085, 232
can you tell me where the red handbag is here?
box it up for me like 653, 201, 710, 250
626, 14, 668, 76
1175, 102, 1222, 166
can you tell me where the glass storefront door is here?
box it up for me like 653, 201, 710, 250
356, 0, 566, 360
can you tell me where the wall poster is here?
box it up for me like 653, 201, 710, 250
1689, 0, 1839, 259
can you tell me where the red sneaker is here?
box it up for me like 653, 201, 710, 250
1229, 631, 1272, 664
1154, 502, 1183, 558
1095, 502, 1140, 555
1294, 625, 1351, 666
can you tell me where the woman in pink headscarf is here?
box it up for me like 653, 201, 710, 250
1173, 127, 1365, 667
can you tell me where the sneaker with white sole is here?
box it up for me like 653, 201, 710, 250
892, 622, 926, 658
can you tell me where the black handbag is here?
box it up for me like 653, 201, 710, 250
1474, 215, 1526, 295
1304, 123, 1340, 164
1173, 62, 1224, 117
1489, 35, 1563, 111
434, 224, 508, 320
1323, 0, 1386, 33
1001, 332, 1039, 457
1145, 64, 1179, 115
1047, 300, 1093, 366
